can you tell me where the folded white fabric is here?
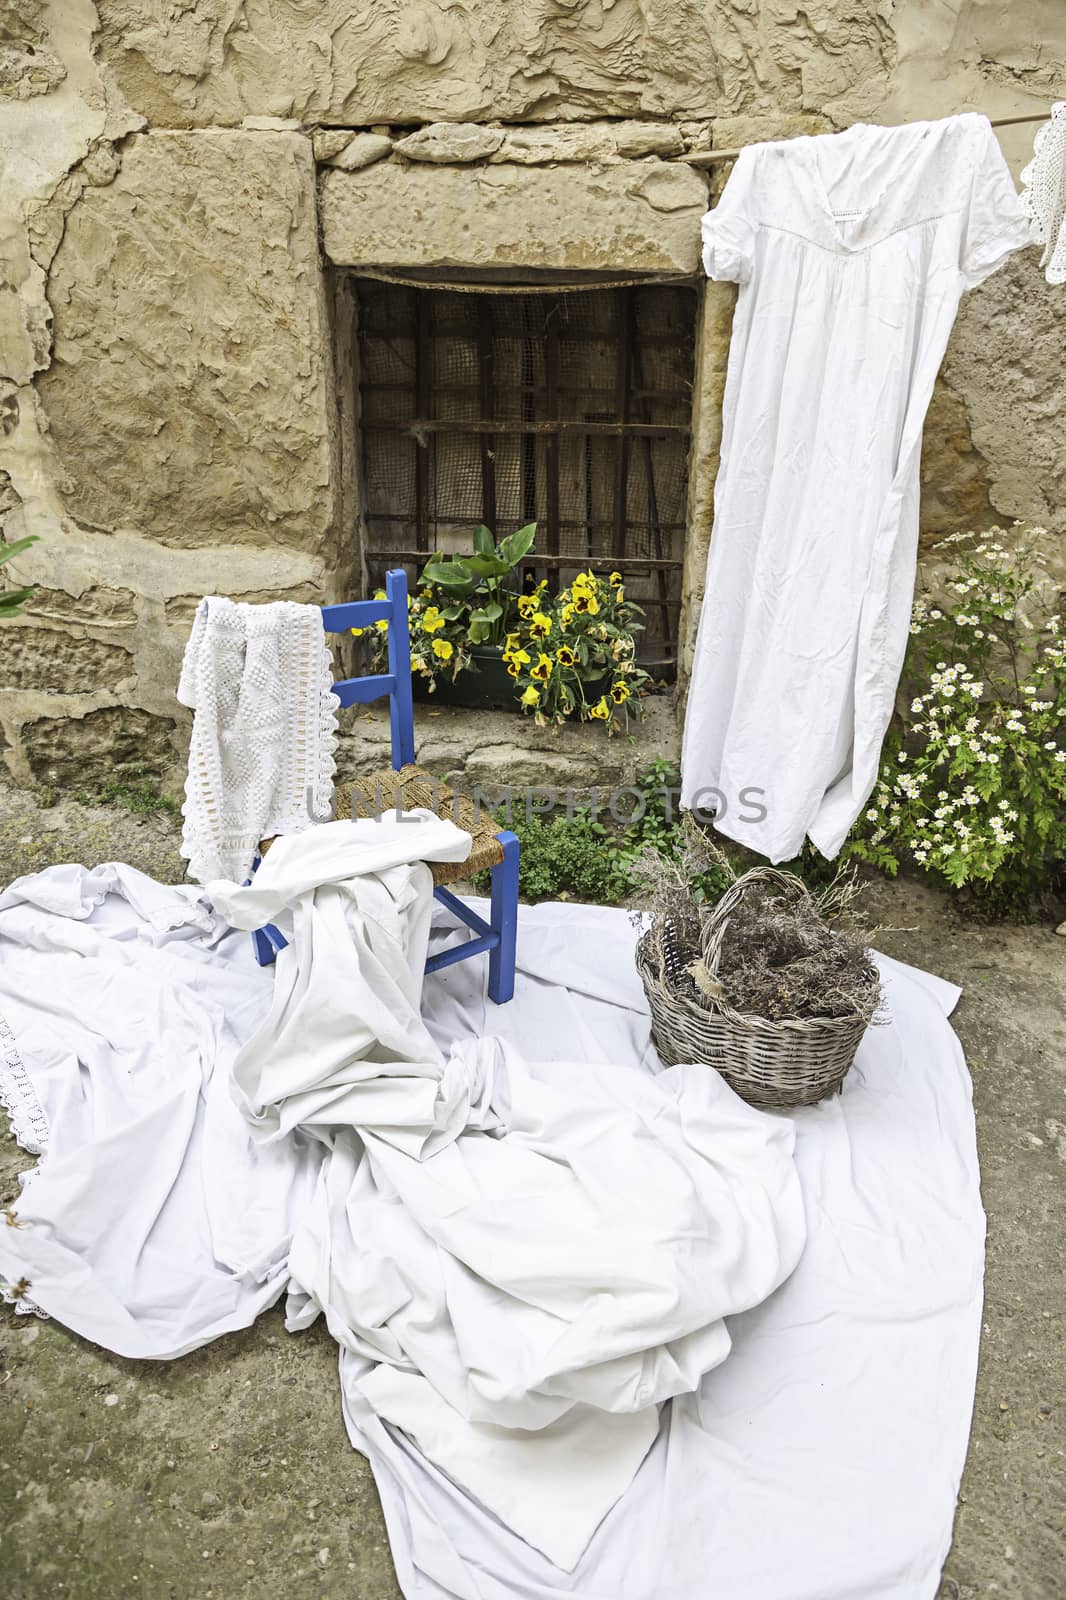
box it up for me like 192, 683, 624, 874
177, 596, 340, 884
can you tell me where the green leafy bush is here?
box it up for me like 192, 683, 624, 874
474, 761, 734, 906
846, 526, 1065, 915
481, 810, 630, 903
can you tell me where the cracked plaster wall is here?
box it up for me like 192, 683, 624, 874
0, 1, 1062, 787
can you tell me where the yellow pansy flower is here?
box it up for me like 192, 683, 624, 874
572, 591, 599, 616
421, 606, 445, 634
432, 638, 454, 661
350, 626, 365, 638
608, 571, 623, 587
555, 644, 576, 667
560, 603, 576, 629
520, 686, 540, 707
531, 652, 553, 683
610, 680, 630, 704
505, 646, 531, 668
517, 594, 538, 618
589, 696, 611, 721
529, 611, 552, 640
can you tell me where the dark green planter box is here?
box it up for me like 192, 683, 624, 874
413, 645, 612, 717
414, 646, 520, 711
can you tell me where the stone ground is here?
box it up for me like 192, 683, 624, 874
0, 780, 1062, 1600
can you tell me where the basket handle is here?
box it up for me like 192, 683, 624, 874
699, 866, 809, 977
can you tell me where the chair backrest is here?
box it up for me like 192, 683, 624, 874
321, 568, 415, 771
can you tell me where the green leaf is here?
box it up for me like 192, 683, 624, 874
0, 587, 35, 617
0, 536, 38, 568
472, 524, 496, 559
460, 554, 512, 580
496, 522, 536, 570
420, 557, 478, 591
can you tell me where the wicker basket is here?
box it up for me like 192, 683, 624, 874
635, 867, 878, 1109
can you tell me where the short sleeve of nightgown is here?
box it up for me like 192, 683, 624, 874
960, 118, 1031, 289
701, 148, 758, 284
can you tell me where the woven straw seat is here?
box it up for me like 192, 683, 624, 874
334, 765, 505, 885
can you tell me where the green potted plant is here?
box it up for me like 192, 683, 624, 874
356, 532, 652, 727
357, 523, 536, 710
504, 568, 651, 732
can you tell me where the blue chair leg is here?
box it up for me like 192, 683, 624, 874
487, 830, 519, 1005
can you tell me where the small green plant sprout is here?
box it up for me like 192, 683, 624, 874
0, 535, 39, 620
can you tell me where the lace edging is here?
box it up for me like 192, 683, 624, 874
0, 1010, 50, 1321
0, 1011, 48, 1157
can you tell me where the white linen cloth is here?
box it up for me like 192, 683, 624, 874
350, 910, 980, 1600
681, 114, 1030, 862
0, 872, 982, 1599
0, 820, 806, 1572
177, 596, 340, 883
1020, 101, 1066, 283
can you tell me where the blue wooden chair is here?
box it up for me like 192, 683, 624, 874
250, 568, 521, 1004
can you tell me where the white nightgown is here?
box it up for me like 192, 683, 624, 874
680, 115, 1030, 862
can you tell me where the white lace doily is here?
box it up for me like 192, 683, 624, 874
178, 599, 340, 885
1020, 102, 1066, 284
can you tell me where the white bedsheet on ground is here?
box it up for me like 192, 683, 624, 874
0, 854, 982, 1600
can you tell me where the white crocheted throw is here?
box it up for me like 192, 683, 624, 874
177, 598, 340, 885
1021, 102, 1066, 285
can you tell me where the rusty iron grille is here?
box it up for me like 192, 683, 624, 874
355, 279, 697, 674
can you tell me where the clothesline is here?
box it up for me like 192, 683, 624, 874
679, 110, 1049, 167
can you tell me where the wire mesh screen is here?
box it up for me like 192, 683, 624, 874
356, 279, 697, 672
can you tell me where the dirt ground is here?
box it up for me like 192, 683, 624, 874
0, 781, 1062, 1600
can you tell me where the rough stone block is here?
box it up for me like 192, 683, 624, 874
37, 130, 338, 553
919, 379, 996, 545
394, 123, 503, 164
23, 586, 138, 625
943, 250, 1066, 548
21, 706, 177, 788
92, 1, 895, 127
335, 698, 680, 798
0, 628, 133, 692
325, 133, 393, 171
492, 121, 685, 166
320, 160, 708, 274
164, 584, 321, 626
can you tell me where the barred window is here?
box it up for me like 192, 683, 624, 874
353, 277, 696, 676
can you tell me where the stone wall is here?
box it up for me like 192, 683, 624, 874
0, 1, 1062, 791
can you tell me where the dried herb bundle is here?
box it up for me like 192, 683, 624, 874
632, 820, 880, 1025
713, 887, 879, 1022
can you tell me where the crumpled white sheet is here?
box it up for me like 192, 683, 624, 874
0, 837, 983, 1598
0, 817, 807, 1574
363, 913, 980, 1600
